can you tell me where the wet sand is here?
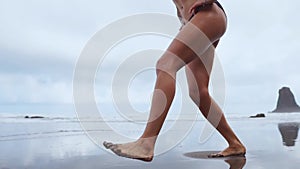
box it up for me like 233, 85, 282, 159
0, 113, 299, 169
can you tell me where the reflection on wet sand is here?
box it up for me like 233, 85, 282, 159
278, 123, 299, 147
184, 151, 246, 169
225, 158, 246, 169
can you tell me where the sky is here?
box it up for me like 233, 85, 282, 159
0, 0, 299, 116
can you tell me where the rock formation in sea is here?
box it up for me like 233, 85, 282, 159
249, 113, 265, 118
24, 115, 45, 119
272, 87, 300, 112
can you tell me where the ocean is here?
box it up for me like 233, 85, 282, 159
1, 109, 300, 168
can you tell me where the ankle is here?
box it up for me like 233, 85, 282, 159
138, 137, 156, 148
229, 140, 244, 148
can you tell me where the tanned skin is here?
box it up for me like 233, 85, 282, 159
104, 0, 246, 162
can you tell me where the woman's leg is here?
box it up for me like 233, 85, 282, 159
185, 43, 246, 157
104, 4, 228, 161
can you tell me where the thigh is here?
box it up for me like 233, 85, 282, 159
161, 4, 227, 71
185, 41, 219, 89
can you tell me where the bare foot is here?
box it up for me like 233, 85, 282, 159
103, 139, 154, 162
209, 143, 246, 158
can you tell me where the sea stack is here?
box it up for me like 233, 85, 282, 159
272, 87, 300, 112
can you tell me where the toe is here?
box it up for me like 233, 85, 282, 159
111, 148, 122, 155
103, 141, 114, 149
208, 153, 224, 158
209, 152, 246, 158
103, 142, 119, 150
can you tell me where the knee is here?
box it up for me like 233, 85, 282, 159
155, 53, 184, 76
189, 87, 210, 106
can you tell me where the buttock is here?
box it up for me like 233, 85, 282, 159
189, 1, 226, 21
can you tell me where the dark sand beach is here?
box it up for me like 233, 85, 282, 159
0, 113, 299, 169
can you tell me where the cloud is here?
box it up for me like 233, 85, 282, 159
216, 0, 300, 114
0, 0, 299, 115
0, 73, 72, 103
